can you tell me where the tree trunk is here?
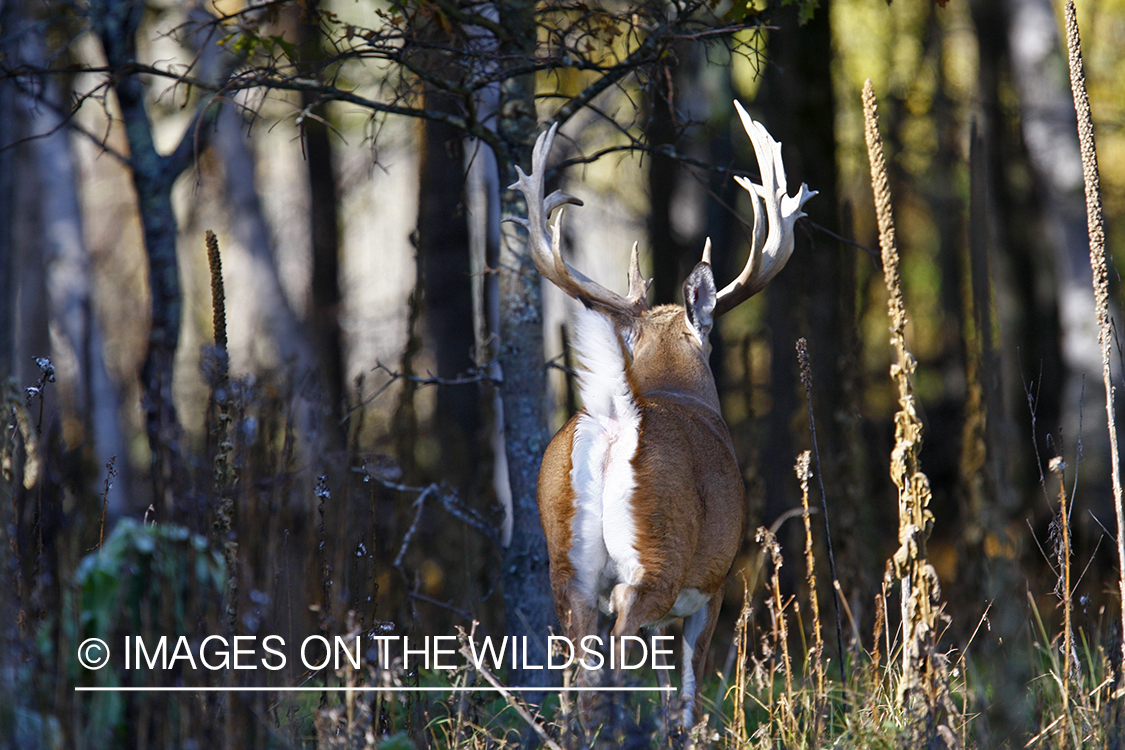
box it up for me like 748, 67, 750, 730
758, 3, 861, 602
418, 111, 479, 488
92, 0, 185, 519
647, 58, 686, 306
407, 3, 480, 489
493, 0, 557, 688
0, 0, 14, 385
1005, 0, 1112, 531
0, 0, 16, 696
297, 3, 346, 425
6, 0, 130, 517
964, 0, 1074, 738
464, 74, 512, 546
26, 40, 129, 520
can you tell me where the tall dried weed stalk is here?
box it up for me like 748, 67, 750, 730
1064, 0, 1125, 674
205, 231, 238, 639
730, 578, 752, 745
757, 526, 795, 731
796, 337, 847, 688
862, 79, 956, 742
1048, 456, 1078, 729
796, 451, 826, 738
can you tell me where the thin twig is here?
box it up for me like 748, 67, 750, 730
95, 456, 117, 551
340, 362, 499, 423
457, 625, 565, 750
373, 361, 499, 388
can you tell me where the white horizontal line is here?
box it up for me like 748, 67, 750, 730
75, 686, 676, 693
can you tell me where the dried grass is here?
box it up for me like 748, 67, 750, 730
863, 78, 958, 745
1064, 0, 1125, 678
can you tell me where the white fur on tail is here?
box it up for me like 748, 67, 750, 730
568, 307, 644, 609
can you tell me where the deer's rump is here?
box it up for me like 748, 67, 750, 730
537, 395, 744, 626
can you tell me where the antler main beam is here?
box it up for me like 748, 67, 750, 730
713, 101, 817, 317
508, 124, 650, 316
509, 108, 811, 319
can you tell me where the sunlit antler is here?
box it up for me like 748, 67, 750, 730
712, 101, 817, 317
508, 123, 650, 315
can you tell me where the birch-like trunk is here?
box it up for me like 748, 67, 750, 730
491, 0, 557, 689
2, 0, 129, 515
91, 0, 186, 517
1005, 0, 1116, 489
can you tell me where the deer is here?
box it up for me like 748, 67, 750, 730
508, 101, 815, 733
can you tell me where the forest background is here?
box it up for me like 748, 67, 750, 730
2, 0, 1124, 746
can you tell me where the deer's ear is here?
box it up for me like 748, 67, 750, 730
683, 262, 716, 343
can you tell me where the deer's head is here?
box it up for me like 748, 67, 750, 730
508, 102, 816, 409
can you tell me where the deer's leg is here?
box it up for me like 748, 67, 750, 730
678, 592, 722, 730
555, 582, 604, 740
556, 583, 599, 682
651, 623, 672, 715
607, 582, 679, 677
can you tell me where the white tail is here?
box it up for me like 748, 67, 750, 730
509, 102, 815, 731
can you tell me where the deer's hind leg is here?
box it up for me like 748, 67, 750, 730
676, 592, 722, 731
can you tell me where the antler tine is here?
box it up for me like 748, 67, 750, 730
508, 124, 573, 243
626, 242, 651, 307
714, 101, 817, 317
509, 124, 649, 315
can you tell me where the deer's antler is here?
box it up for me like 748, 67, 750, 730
713, 101, 817, 317
508, 123, 650, 316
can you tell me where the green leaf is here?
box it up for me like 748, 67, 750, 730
725, 0, 759, 24
782, 0, 821, 25
268, 35, 297, 62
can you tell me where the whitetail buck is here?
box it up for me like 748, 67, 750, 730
509, 101, 815, 731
